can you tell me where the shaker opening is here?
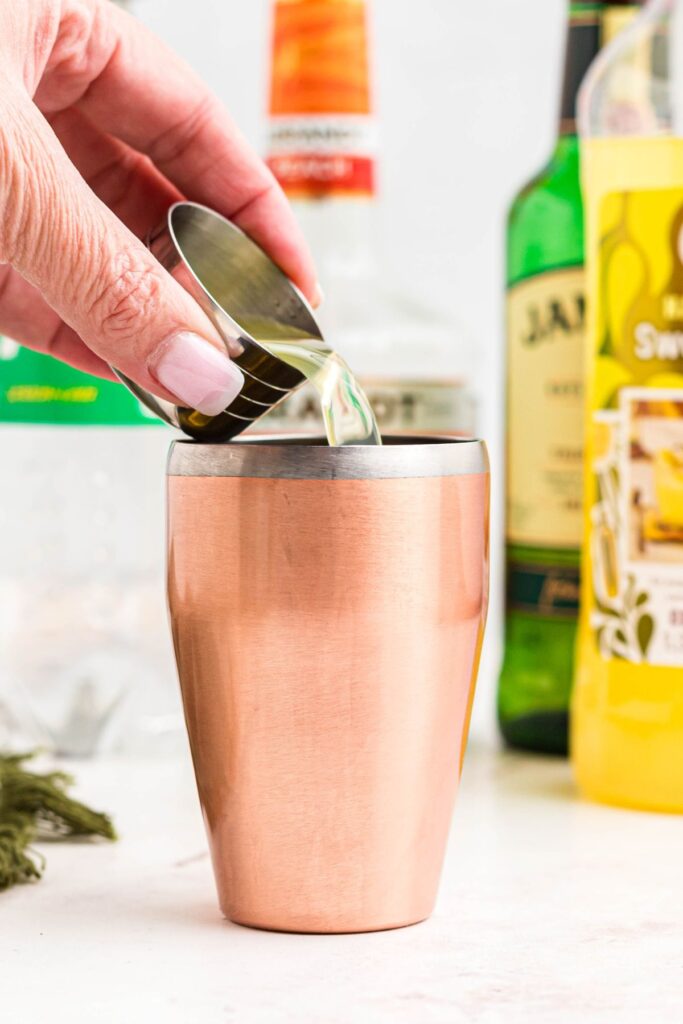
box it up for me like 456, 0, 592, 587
182, 434, 479, 448
167, 433, 489, 481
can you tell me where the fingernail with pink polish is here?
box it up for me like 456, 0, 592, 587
149, 332, 244, 416
312, 283, 325, 309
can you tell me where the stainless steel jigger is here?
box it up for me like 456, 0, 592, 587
116, 202, 324, 441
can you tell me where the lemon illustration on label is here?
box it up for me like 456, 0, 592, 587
594, 355, 632, 408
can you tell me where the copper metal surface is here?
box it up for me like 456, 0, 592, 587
168, 439, 489, 933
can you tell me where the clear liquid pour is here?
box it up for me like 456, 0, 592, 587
265, 339, 382, 447
178, 318, 382, 446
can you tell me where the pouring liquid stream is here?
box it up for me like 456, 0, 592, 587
264, 338, 382, 446
177, 314, 382, 446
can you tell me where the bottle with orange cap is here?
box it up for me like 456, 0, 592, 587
262, 0, 476, 437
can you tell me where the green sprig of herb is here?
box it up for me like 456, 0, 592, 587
0, 752, 116, 891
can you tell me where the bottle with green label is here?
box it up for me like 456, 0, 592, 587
0, 0, 180, 757
0, 342, 176, 756
498, 0, 642, 754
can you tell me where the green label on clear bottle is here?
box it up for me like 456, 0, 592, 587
0, 340, 155, 426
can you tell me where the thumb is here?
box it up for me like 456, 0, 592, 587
1, 95, 244, 417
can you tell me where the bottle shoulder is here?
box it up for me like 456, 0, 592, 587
507, 142, 584, 282
509, 168, 582, 225
509, 139, 582, 219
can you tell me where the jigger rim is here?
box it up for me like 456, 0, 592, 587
116, 201, 326, 441
167, 434, 489, 481
161, 201, 322, 385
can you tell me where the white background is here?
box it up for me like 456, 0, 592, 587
133, 0, 568, 735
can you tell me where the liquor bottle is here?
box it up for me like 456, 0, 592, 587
575, 0, 683, 811
0, 344, 176, 757
498, 1, 641, 755
263, 0, 476, 437
0, 0, 180, 758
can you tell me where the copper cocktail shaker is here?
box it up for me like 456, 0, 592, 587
168, 436, 489, 933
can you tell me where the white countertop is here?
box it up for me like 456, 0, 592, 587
2, 738, 681, 1024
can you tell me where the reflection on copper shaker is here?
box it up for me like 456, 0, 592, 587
168, 436, 489, 934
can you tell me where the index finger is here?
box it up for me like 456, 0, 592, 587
64, 2, 319, 303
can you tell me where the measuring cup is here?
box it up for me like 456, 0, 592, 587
117, 202, 324, 440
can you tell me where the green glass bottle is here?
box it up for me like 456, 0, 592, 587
498, 1, 641, 755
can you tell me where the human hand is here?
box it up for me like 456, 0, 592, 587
0, 0, 318, 415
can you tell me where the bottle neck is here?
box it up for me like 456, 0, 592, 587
602, 4, 644, 45
560, 4, 604, 135
560, 3, 643, 135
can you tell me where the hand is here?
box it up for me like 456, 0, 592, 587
0, 0, 319, 415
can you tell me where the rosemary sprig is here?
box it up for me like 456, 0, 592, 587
0, 752, 116, 891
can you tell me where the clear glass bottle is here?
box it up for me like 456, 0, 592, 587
260, 0, 476, 438
0, 0, 181, 759
575, 0, 683, 810
0, 344, 177, 758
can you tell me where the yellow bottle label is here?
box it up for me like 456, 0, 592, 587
574, 138, 683, 811
588, 186, 683, 667
506, 268, 585, 548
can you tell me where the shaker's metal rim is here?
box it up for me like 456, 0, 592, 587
167, 436, 489, 481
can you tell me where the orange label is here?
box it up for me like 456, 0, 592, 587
269, 0, 371, 116
266, 151, 374, 197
